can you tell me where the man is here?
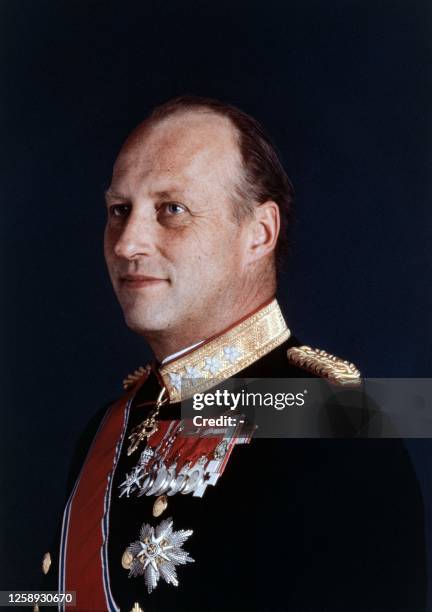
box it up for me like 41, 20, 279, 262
41, 97, 426, 611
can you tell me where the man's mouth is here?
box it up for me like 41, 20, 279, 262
120, 274, 168, 289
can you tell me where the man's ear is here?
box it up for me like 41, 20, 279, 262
246, 201, 280, 263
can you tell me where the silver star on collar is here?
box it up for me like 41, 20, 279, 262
127, 517, 194, 593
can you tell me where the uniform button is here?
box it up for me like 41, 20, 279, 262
152, 494, 168, 517
121, 549, 133, 569
42, 552, 51, 575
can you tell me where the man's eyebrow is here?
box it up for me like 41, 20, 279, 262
104, 188, 129, 202
104, 189, 186, 200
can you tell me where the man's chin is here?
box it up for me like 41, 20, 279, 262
123, 309, 171, 336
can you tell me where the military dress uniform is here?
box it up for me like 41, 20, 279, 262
40, 299, 426, 611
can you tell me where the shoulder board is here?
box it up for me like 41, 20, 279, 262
122, 365, 151, 390
287, 345, 361, 387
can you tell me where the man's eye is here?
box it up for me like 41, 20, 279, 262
109, 204, 131, 218
164, 202, 186, 215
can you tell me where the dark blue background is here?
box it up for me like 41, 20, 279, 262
1, 0, 431, 602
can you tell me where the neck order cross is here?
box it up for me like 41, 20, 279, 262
127, 387, 168, 456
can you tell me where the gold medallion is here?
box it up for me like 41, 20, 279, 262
152, 494, 168, 517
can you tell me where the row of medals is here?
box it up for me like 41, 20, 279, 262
118, 421, 230, 596
119, 437, 229, 500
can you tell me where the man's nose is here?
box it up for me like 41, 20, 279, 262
113, 212, 157, 260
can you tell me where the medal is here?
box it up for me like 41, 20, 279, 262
127, 387, 168, 455
124, 517, 194, 593
120, 418, 252, 500
119, 466, 145, 498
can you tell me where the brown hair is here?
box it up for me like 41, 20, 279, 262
147, 95, 294, 273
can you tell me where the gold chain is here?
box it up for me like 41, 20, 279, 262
127, 387, 168, 456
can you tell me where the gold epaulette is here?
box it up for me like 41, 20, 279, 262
122, 365, 150, 390
287, 345, 361, 387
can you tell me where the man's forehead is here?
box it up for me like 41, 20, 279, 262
113, 111, 241, 182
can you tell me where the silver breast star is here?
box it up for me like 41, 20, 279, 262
126, 517, 194, 593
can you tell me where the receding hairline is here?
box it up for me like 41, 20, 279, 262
120, 105, 242, 157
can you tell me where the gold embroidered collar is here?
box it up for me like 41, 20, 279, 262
158, 299, 290, 402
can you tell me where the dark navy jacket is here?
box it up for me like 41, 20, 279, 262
42, 336, 427, 611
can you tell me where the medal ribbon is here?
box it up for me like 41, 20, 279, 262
145, 420, 225, 471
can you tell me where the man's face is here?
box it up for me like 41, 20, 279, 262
104, 111, 251, 338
